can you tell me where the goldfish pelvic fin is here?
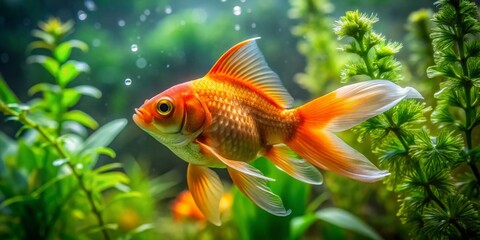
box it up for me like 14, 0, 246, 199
196, 141, 290, 216
187, 164, 224, 226
286, 80, 421, 182
227, 166, 291, 216
206, 38, 294, 108
197, 141, 274, 181
265, 144, 323, 185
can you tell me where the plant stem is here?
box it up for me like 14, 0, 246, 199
0, 103, 110, 240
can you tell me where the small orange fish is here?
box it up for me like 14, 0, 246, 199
133, 38, 422, 225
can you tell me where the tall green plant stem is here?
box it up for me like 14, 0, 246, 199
0, 103, 111, 240
452, 1, 480, 183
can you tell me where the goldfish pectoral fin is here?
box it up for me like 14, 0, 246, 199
187, 164, 224, 226
298, 80, 423, 133
265, 144, 323, 185
287, 130, 389, 182
197, 141, 274, 181
227, 166, 291, 216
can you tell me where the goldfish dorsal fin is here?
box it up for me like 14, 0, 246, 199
207, 38, 294, 108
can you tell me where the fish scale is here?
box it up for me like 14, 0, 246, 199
193, 77, 298, 162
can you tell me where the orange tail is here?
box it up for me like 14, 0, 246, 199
286, 80, 422, 182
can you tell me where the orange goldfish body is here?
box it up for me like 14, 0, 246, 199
133, 38, 422, 226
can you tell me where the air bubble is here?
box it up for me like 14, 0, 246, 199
165, 6, 172, 14
136, 58, 147, 69
125, 78, 132, 86
77, 10, 87, 21
234, 24, 240, 31
118, 19, 125, 27
233, 6, 241, 16
131, 44, 138, 52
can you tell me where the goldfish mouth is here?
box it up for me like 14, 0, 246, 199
133, 108, 152, 125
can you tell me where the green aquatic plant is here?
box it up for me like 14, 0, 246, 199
335, 4, 480, 238
0, 18, 153, 239
289, 0, 344, 94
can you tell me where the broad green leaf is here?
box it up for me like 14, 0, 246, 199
58, 60, 90, 87
31, 29, 54, 44
54, 41, 72, 63
85, 147, 116, 158
67, 39, 89, 52
54, 40, 88, 63
27, 55, 59, 77
0, 74, 19, 103
291, 208, 383, 240
126, 223, 154, 236
61, 88, 81, 108
92, 171, 129, 192
28, 83, 60, 96
17, 140, 37, 171
62, 110, 98, 129
31, 173, 71, 198
94, 162, 123, 174
79, 119, 127, 155
27, 40, 53, 52
109, 191, 142, 205
74, 85, 102, 98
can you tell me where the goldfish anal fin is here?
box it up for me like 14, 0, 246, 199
206, 38, 294, 108
187, 164, 224, 226
265, 144, 323, 185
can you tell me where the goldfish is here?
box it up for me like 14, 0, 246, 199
133, 38, 422, 226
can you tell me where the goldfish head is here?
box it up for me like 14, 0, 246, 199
133, 82, 209, 147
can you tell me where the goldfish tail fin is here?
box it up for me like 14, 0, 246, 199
187, 164, 224, 226
286, 80, 422, 182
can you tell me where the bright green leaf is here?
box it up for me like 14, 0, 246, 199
31, 29, 54, 44
92, 172, 129, 193
67, 39, 89, 52
61, 88, 81, 108
54, 41, 72, 63
58, 60, 90, 87
28, 83, 60, 96
62, 110, 98, 129
0, 74, 19, 103
74, 85, 102, 98
291, 208, 383, 240
27, 40, 54, 52
79, 119, 127, 155
94, 162, 123, 174
27, 55, 59, 77
88, 147, 116, 158
316, 208, 382, 240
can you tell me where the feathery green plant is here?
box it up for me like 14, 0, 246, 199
428, 0, 480, 198
0, 18, 144, 239
335, 5, 480, 238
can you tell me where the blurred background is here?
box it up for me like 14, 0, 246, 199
0, 0, 443, 239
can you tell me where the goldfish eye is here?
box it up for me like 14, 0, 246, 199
156, 98, 174, 116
